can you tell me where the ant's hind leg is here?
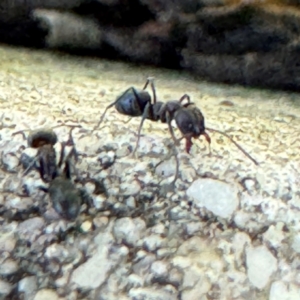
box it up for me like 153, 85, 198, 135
91, 98, 121, 133
179, 94, 191, 105
143, 77, 157, 104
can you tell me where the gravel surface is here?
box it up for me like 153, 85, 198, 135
0, 45, 300, 299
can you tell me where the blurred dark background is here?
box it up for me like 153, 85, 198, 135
1, 0, 300, 91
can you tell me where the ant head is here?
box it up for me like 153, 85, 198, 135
28, 128, 58, 148
175, 105, 206, 138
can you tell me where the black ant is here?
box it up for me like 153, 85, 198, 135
129, 80, 258, 166
13, 125, 80, 183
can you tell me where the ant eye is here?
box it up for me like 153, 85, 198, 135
188, 123, 193, 129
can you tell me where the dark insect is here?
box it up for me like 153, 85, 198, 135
45, 159, 82, 221
14, 126, 79, 183
131, 79, 259, 166
92, 77, 156, 132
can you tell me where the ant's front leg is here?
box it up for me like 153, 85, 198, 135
166, 111, 182, 147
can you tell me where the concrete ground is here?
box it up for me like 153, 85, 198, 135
0, 44, 300, 299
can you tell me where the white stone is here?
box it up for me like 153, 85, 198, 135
45, 243, 69, 261
246, 245, 277, 289
120, 180, 141, 196
93, 194, 106, 209
33, 289, 59, 300
181, 277, 211, 300
0, 232, 16, 252
80, 220, 92, 232
263, 224, 285, 248
143, 235, 166, 251
155, 156, 177, 178
234, 211, 251, 228
6, 196, 33, 211
187, 178, 239, 218
128, 287, 177, 300
292, 234, 300, 253
18, 217, 45, 241
232, 232, 251, 266
0, 279, 13, 297
269, 281, 300, 300
127, 274, 144, 288
18, 276, 38, 300
2, 152, 19, 171
71, 227, 122, 290
150, 260, 169, 278
113, 217, 146, 247
0, 259, 18, 275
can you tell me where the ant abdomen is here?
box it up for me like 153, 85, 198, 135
27, 129, 58, 148
49, 177, 81, 221
115, 88, 151, 116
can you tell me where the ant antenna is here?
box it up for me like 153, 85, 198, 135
206, 127, 259, 166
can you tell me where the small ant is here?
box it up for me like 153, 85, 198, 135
13, 125, 80, 182
133, 94, 258, 166
92, 77, 257, 165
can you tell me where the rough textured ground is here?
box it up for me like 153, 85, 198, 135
0, 45, 300, 299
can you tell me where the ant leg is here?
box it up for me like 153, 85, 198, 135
58, 142, 66, 169
123, 117, 132, 124
150, 79, 157, 104
206, 127, 259, 166
155, 140, 180, 185
57, 126, 77, 169
38, 186, 49, 193
143, 77, 156, 104
91, 97, 122, 133
142, 77, 155, 90
64, 159, 72, 180
179, 94, 191, 105
22, 156, 39, 176
132, 102, 151, 156
12, 130, 28, 140
166, 112, 180, 146
65, 126, 79, 163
